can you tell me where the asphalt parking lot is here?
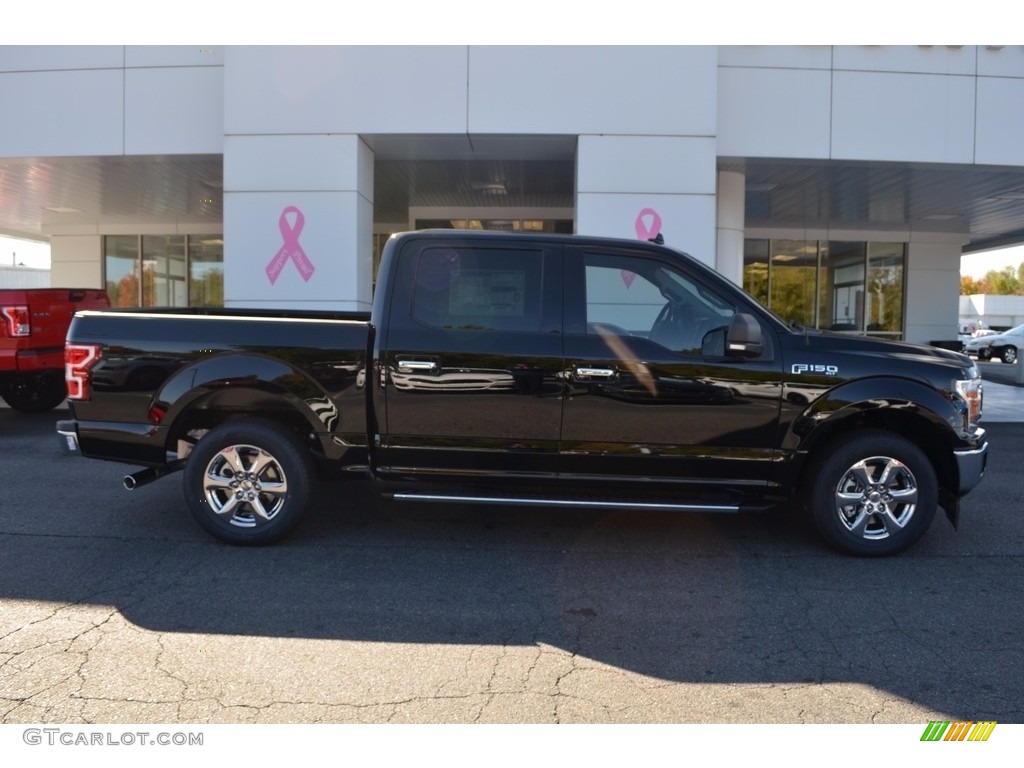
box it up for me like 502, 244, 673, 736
1, 405, 1022, 725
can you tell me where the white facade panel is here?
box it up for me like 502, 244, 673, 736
49, 235, 103, 289
48, 260, 101, 288
977, 46, 1024, 77
468, 46, 716, 135
903, 241, 962, 343
225, 135, 372, 193
0, 70, 123, 157
576, 136, 716, 195
831, 72, 975, 163
717, 46, 832, 69
125, 46, 224, 67
224, 191, 372, 310
975, 77, 1024, 167
50, 234, 101, 263
833, 46, 976, 75
716, 170, 745, 285
717, 67, 831, 159
223, 46, 468, 135
0, 46, 122, 72
125, 67, 224, 155
576, 193, 716, 266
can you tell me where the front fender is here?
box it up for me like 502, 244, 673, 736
783, 375, 961, 455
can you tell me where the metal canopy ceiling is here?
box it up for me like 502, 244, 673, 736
1, 137, 1023, 252
0, 155, 223, 237
729, 157, 1024, 251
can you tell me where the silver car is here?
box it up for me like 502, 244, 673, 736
965, 324, 1024, 363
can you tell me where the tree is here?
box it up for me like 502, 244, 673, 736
980, 266, 1020, 295
960, 275, 983, 295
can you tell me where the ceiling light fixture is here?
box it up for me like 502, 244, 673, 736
470, 181, 508, 195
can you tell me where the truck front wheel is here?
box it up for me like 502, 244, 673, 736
0, 372, 67, 413
183, 420, 313, 545
805, 431, 937, 556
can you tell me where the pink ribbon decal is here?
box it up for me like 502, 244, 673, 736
621, 270, 636, 289
266, 206, 316, 285
635, 207, 662, 241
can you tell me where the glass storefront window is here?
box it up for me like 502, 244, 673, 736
105, 235, 140, 308
819, 241, 866, 332
769, 240, 817, 328
189, 237, 224, 307
103, 234, 223, 308
743, 239, 769, 307
143, 235, 186, 307
867, 243, 905, 336
743, 238, 905, 339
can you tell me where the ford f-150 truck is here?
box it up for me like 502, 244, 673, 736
57, 230, 988, 555
1, 288, 109, 411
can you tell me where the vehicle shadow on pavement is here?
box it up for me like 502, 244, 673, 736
1, 412, 1022, 722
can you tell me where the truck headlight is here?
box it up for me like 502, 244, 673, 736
954, 374, 983, 426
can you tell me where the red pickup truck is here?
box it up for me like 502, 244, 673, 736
0, 288, 110, 412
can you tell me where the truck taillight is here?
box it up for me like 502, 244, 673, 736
65, 343, 101, 400
1, 305, 30, 337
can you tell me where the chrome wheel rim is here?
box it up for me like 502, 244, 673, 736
834, 455, 918, 541
203, 444, 289, 528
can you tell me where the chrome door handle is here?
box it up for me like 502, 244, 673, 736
574, 367, 616, 379
396, 359, 439, 374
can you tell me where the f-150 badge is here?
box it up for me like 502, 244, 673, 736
791, 363, 839, 375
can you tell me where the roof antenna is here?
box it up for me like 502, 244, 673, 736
649, 233, 664, 245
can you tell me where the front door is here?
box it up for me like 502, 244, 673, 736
560, 244, 784, 502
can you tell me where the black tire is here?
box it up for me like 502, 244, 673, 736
0, 372, 67, 413
183, 419, 313, 545
804, 430, 937, 556
978, 348, 992, 361
1000, 346, 1017, 364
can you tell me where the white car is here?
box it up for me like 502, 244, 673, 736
965, 325, 1024, 363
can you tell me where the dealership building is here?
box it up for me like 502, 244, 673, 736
1, 45, 1023, 343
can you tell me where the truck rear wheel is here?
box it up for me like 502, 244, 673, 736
183, 420, 313, 545
805, 431, 937, 556
0, 372, 67, 413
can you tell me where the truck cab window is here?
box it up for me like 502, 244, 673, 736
411, 246, 543, 333
583, 253, 736, 357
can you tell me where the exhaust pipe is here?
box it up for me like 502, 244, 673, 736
123, 460, 185, 490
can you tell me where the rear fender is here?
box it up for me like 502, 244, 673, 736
152, 353, 334, 437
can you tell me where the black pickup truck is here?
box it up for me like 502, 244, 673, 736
58, 230, 988, 555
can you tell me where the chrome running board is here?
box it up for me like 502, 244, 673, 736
389, 493, 739, 513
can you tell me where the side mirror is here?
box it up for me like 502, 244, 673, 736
725, 313, 764, 358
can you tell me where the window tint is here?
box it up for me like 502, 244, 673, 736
583, 252, 736, 356
411, 246, 543, 332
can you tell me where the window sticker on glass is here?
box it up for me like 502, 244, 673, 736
450, 270, 526, 317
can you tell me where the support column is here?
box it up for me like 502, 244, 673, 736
575, 135, 717, 267
904, 236, 967, 345
223, 134, 374, 311
716, 170, 745, 286
49, 235, 103, 288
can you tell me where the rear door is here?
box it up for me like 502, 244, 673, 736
560, 244, 784, 500
376, 236, 563, 482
